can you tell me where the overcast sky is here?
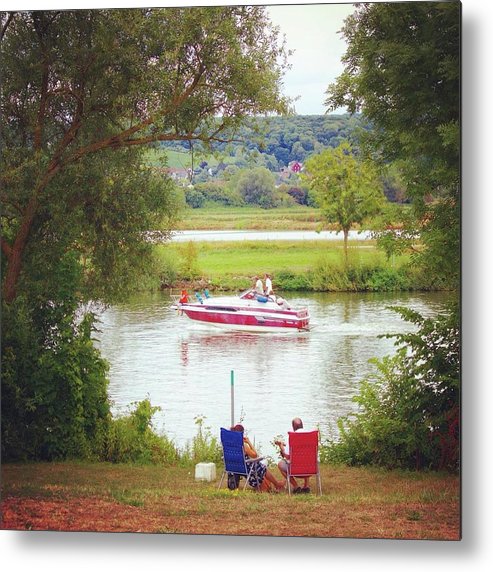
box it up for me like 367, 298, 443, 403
267, 3, 356, 115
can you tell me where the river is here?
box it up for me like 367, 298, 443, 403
171, 229, 372, 242
95, 290, 449, 459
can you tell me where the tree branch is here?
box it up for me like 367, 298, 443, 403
1, 237, 13, 259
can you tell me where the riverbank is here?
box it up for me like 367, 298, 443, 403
1, 461, 460, 539
154, 239, 448, 293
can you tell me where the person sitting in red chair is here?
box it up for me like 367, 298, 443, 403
275, 417, 312, 494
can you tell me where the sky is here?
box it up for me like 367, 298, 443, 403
267, 3, 356, 115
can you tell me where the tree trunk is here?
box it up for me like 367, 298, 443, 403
2, 195, 38, 304
343, 228, 349, 265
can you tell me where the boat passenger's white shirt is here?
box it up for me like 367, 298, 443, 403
265, 277, 273, 294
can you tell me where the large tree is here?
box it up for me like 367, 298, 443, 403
0, 7, 290, 460
1, 7, 290, 303
325, 1, 460, 287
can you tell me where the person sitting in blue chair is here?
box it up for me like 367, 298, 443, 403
231, 424, 285, 492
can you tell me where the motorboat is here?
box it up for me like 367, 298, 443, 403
171, 288, 310, 333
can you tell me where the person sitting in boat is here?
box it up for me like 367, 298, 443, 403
276, 296, 290, 310
264, 273, 273, 296
231, 424, 285, 493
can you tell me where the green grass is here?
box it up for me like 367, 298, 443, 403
1, 461, 460, 539
159, 240, 404, 279
176, 206, 323, 230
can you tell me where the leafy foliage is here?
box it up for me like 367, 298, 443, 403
321, 304, 459, 471
1, 6, 290, 303
1, 6, 291, 461
236, 167, 277, 209
103, 399, 180, 465
1, 255, 111, 461
326, 2, 460, 288
303, 141, 387, 261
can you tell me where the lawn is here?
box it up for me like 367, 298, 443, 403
1, 462, 460, 539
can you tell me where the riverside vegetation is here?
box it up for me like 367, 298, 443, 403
152, 206, 449, 293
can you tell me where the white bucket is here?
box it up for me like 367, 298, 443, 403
194, 462, 216, 482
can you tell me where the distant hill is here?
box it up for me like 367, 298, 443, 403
156, 114, 366, 172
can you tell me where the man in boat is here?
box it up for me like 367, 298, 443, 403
253, 275, 264, 295
275, 417, 312, 494
264, 273, 273, 296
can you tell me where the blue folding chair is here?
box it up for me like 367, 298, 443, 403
217, 427, 264, 491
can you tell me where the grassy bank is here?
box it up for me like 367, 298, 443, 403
1, 461, 460, 539
154, 239, 445, 293
175, 206, 324, 231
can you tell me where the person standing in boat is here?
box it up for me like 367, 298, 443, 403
264, 273, 273, 296
253, 275, 264, 295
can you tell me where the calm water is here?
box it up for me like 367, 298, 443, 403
172, 229, 372, 242
96, 290, 449, 458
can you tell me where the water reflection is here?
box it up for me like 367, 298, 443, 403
96, 290, 449, 457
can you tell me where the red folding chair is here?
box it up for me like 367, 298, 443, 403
286, 430, 322, 495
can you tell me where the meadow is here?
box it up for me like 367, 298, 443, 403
175, 205, 325, 231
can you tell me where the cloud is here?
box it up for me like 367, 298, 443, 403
267, 3, 356, 114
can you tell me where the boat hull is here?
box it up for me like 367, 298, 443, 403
176, 299, 310, 332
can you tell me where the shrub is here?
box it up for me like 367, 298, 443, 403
180, 415, 223, 466
307, 256, 351, 291
274, 269, 310, 291
321, 304, 459, 471
184, 186, 205, 208
103, 399, 179, 464
1, 277, 111, 461
157, 249, 179, 287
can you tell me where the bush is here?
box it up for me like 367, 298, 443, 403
321, 304, 459, 471
363, 266, 411, 291
195, 182, 243, 206
180, 415, 223, 466
103, 399, 179, 464
158, 249, 179, 287
307, 256, 351, 291
274, 269, 310, 291
1, 265, 111, 461
184, 186, 205, 208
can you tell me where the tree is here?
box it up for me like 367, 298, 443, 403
325, 2, 460, 287
1, 7, 290, 303
303, 141, 386, 261
236, 167, 277, 209
0, 7, 290, 460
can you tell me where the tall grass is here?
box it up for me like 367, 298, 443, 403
99, 400, 222, 467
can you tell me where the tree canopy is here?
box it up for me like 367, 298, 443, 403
325, 1, 460, 287
0, 6, 291, 461
1, 7, 290, 303
303, 141, 386, 261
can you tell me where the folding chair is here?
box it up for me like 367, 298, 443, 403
286, 430, 322, 495
217, 427, 265, 491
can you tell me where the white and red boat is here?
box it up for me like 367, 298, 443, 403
172, 288, 310, 333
